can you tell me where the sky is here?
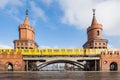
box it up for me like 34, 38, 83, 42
0, 0, 120, 48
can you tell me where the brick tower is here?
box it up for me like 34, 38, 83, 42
83, 9, 108, 49
14, 9, 38, 49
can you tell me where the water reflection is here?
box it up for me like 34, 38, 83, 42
0, 71, 119, 80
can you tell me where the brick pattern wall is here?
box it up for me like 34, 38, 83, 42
100, 51, 120, 71
0, 52, 25, 71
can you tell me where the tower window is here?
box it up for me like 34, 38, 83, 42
97, 30, 100, 36
21, 43, 23, 45
17, 43, 19, 45
103, 43, 105, 45
95, 43, 97, 45
25, 43, 27, 45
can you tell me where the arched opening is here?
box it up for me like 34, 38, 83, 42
6, 62, 13, 71
37, 60, 84, 71
110, 62, 118, 71
97, 30, 100, 36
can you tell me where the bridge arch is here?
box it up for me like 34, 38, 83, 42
110, 62, 118, 71
37, 60, 85, 71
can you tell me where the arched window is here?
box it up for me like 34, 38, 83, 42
97, 30, 100, 36
110, 62, 118, 71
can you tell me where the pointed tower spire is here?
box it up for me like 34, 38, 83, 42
24, 9, 30, 26
91, 9, 98, 25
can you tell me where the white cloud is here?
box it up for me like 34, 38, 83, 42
30, 1, 47, 26
0, 0, 47, 26
58, 0, 95, 29
0, 0, 22, 9
96, 0, 120, 36
6, 7, 22, 23
0, 0, 9, 9
41, 0, 53, 6
0, 0, 23, 23
58, 0, 120, 36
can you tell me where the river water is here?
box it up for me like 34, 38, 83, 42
0, 71, 119, 80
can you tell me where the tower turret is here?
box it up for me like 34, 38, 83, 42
87, 9, 103, 41
14, 9, 38, 49
83, 9, 108, 49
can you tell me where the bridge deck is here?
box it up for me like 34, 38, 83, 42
23, 56, 100, 60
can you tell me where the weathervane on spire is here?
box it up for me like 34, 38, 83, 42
26, 9, 28, 16
92, 9, 96, 16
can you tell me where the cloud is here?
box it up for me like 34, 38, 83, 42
96, 0, 120, 36
41, 0, 53, 6
58, 0, 120, 36
30, 1, 47, 26
58, 0, 95, 29
0, 0, 9, 9
0, 0, 23, 23
5, 7, 22, 23
0, 0, 22, 9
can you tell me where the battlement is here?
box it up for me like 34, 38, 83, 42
0, 51, 22, 58
101, 50, 120, 59
19, 24, 35, 33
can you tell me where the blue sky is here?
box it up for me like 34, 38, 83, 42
0, 0, 120, 48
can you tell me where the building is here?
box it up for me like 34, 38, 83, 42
83, 9, 108, 49
0, 9, 119, 71
0, 52, 25, 71
100, 51, 120, 71
14, 9, 38, 49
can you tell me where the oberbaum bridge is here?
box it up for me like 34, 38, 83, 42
0, 9, 120, 71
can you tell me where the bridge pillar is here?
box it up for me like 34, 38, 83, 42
84, 60, 100, 71
25, 60, 29, 71
95, 60, 97, 71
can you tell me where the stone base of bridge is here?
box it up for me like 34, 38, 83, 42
25, 60, 37, 71
100, 51, 120, 71
0, 52, 25, 71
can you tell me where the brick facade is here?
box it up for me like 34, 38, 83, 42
1, 9, 119, 71
100, 51, 120, 71
14, 9, 38, 49
0, 52, 25, 71
83, 9, 108, 49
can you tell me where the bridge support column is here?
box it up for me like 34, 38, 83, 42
95, 60, 97, 71
26, 60, 28, 71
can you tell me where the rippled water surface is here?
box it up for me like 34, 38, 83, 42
0, 71, 119, 80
